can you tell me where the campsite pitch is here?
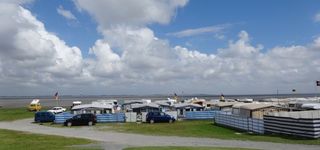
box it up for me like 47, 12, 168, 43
98, 120, 320, 145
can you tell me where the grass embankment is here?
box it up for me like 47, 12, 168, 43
124, 146, 255, 150
100, 120, 320, 145
0, 108, 35, 121
0, 129, 100, 150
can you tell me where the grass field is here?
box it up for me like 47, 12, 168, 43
99, 120, 320, 145
0, 108, 35, 121
0, 129, 100, 150
124, 146, 256, 150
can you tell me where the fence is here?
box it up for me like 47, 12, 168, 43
215, 112, 264, 134
96, 113, 125, 123
54, 112, 74, 124
264, 115, 320, 138
54, 112, 125, 124
185, 111, 218, 120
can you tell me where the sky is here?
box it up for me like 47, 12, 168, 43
0, 0, 320, 96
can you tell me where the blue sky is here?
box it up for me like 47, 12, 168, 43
28, 0, 320, 56
1, 0, 320, 95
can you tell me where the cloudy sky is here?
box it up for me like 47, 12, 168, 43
0, 0, 320, 96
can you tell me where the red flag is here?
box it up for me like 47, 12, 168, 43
54, 92, 59, 100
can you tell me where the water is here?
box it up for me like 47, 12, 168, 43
0, 93, 318, 108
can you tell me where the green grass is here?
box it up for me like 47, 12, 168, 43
0, 129, 100, 150
0, 108, 35, 121
124, 146, 255, 150
98, 120, 320, 145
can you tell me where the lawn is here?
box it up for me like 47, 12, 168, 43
98, 120, 320, 145
0, 108, 35, 121
124, 146, 255, 150
0, 129, 100, 150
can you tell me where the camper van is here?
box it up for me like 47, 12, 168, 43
28, 99, 41, 111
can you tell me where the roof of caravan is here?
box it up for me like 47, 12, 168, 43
72, 103, 113, 110
154, 101, 171, 106
122, 100, 144, 105
131, 103, 159, 109
231, 103, 249, 109
239, 103, 274, 110
174, 103, 204, 108
214, 102, 239, 107
266, 110, 320, 119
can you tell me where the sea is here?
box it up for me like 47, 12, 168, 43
0, 93, 319, 108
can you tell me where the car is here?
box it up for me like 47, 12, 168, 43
47, 107, 66, 114
28, 99, 41, 111
64, 113, 97, 127
34, 111, 55, 123
146, 112, 175, 123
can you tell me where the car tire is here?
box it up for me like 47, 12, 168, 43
150, 119, 154, 124
169, 119, 173, 123
88, 121, 93, 126
67, 122, 72, 127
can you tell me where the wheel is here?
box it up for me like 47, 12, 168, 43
88, 121, 93, 126
150, 119, 154, 124
169, 119, 173, 123
67, 122, 72, 127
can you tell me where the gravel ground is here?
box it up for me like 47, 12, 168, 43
0, 119, 319, 150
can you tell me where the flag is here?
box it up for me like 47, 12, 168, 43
317, 81, 320, 86
54, 92, 59, 100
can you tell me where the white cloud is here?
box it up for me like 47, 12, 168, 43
168, 24, 230, 37
74, 0, 188, 29
57, 5, 77, 21
71, 0, 320, 94
0, 1, 85, 95
1, 0, 320, 95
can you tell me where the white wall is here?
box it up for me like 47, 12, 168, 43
125, 112, 137, 122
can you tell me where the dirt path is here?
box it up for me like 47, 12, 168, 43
0, 118, 318, 150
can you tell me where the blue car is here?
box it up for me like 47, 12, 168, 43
34, 111, 55, 123
146, 112, 175, 123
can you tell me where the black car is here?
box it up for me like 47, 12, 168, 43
146, 112, 175, 123
64, 113, 97, 127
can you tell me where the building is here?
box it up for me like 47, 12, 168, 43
131, 103, 160, 113
71, 103, 113, 114
234, 103, 275, 119
122, 100, 144, 112
154, 101, 175, 112
174, 103, 204, 117
212, 102, 239, 112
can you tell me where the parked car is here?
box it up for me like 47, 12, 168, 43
146, 112, 175, 123
64, 113, 97, 127
34, 111, 55, 123
47, 107, 66, 114
28, 99, 41, 111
